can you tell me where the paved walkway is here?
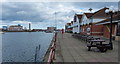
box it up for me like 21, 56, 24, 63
54, 33, 118, 62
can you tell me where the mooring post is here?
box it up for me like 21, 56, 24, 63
34, 46, 38, 62
39, 44, 41, 50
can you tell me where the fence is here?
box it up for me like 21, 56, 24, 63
47, 32, 57, 64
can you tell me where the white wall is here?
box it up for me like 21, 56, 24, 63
93, 19, 105, 23
81, 14, 89, 25
81, 14, 106, 25
73, 21, 78, 33
72, 16, 80, 33
81, 14, 105, 25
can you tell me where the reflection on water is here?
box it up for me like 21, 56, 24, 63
2, 32, 53, 62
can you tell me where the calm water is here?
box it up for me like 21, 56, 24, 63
2, 32, 54, 62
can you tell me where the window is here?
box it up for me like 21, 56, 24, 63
117, 22, 120, 36
83, 28, 84, 32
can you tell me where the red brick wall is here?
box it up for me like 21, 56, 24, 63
80, 24, 103, 36
91, 24, 103, 36
67, 28, 72, 31
80, 23, 117, 39
103, 24, 116, 38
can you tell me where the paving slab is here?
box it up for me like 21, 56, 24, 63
54, 32, 118, 63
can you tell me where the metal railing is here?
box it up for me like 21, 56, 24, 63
47, 32, 57, 64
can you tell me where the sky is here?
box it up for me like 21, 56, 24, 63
0, 1, 119, 29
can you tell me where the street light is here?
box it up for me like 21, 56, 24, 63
89, 8, 93, 35
89, 8, 93, 12
105, 9, 117, 50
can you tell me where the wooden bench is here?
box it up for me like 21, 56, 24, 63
87, 40, 108, 52
86, 37, 100, 43
72, 34, 110, 52
87, 44, 97, 51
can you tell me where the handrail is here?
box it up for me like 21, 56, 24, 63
47, 32, 57, 64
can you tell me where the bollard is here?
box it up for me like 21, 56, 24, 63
39, 44, 41, 50
34, 46, 38, 62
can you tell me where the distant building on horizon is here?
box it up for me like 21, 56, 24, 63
65, 22, 73, 33
0, 28, 2, 31
29, 23, 31, 31
46, 27, 56, 33
2, 26, 8, 31
8, 24, 23, 31
24, 27, 27, 30
32, 29, 46, 32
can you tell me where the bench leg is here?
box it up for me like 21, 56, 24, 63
99, 47, 107, 52
88, 47, 91, 51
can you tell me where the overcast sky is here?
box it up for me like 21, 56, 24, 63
0, 2, 119, 29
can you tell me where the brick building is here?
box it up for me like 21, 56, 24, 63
80, 13, 93, 35
96, 12, 120, 41
65, 7, 120, 41
8, 24, 23, 31
65, 22, 73, 33
80, 23, 104, 36
80, 7, 109, 36
72, 14, 82, 33
46, 27, 56, 33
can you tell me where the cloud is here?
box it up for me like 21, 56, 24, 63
12, 20, 31, 24
2, 3, 44, 22
16, 11, 26, 15
1, 2, 118, 29
0, 0, 119, 2
0, 0, 7, 3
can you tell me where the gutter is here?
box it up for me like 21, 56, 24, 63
96, 20, 120, 25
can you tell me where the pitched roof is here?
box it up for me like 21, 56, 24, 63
66, 23, 71, 26
73, 14, 83, 22
76, 14, 83, 22
92, 7, 109, 19
10, 25, 22, 27
83, 7, 117, 19
84, 13, 93, 18
76, 14, 83, 19
95, 12, 120, 25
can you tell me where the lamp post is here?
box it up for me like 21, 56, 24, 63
54, 12, 57, 32
55, 12, 57, 29
105, 9, 117, 50
89, 8, 93, 35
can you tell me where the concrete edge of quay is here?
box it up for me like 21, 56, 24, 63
42, 38, 53, 62
42, 32, 56, 62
